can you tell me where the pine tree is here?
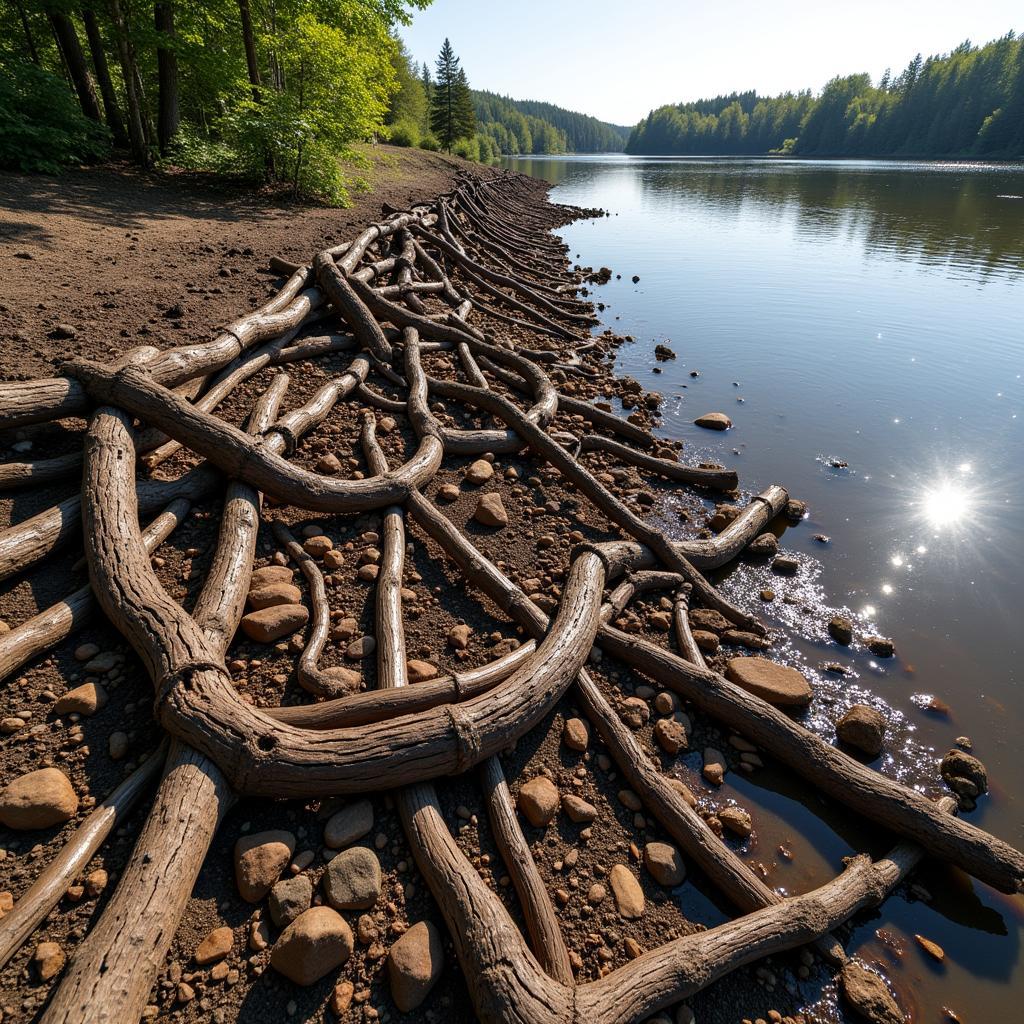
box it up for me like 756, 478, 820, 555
430, 38, 470, 153
453, 68, 475, 140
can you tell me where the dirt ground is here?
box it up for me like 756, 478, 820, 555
0, 147, 840, 1024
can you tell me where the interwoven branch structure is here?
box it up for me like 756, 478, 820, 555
0, 171, 1020, 1024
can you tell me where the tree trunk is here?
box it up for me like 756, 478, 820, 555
47, 9, 102, 122
107, 0, 148, 165
15, 0, 40, 64
81, 9, 128, 148
154, 2, 179, 153
237, 0, 261, 102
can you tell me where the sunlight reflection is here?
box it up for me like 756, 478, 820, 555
919, 479, 974, 528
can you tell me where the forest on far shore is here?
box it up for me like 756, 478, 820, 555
626, 34, 1024, 158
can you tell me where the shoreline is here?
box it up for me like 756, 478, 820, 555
0, 161, 1015, 1024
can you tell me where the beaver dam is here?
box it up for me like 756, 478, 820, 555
0, 170, 1020, 1024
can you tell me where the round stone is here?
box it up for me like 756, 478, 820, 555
643, 842, 686, 887
0, 768, 78, 830
270, 907, 353, 986
323, 847, 382, 910
517, 776, 559, 827
388, 920, 444, 1012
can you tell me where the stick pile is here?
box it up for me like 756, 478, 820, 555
0, 171, 1020, 1024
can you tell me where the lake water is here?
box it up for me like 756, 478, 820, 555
504, 155, 1024, 1023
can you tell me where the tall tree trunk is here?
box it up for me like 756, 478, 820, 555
237, 0, 261, 102
47, 8, 103, 122
108, 0, 148, 166
81, 8, 128, 148
154, 2, 179, 154
15, 0, 40, 65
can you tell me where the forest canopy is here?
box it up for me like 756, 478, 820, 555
626, 34, 1024, 159
0, 0, 431, 201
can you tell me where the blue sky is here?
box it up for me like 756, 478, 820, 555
401, 0, 1023, 125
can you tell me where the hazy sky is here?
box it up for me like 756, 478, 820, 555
401, 0, 1022, 125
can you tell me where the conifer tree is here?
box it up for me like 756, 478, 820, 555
430, 37, 473, 152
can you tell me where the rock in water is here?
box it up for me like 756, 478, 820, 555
323, 847, 382, 910
517, 776, 559, 827
837, 704, 887, 757
694, 412, 731, 430
609, 864, 645, 918
0, 768, 78, 830
940, 748, 988, 794
270, 907, 353, 986
725, 657, 812, 707
473, 492, 508, 527
234, 830, 295, 903
387, 920, 444, 1011
840, 961, 905, 1024
828, 615, 854, 645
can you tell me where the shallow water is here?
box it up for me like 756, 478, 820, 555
504, 154, 1024, 1022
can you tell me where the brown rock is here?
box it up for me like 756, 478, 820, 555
268, 875, 313, 927
316, 453, 342, 475
561, 794, 597, 823
239, 605, 309, 643
331, 979, 355, 1016
702, 747, 726, 785
688, 608, 731, 633
940, 749, 988, 793
866, 636, 895, 657
32, 941, 66, 981
518, 776, 559, 827
643, 842, 686, 887
474, 492, 508, 527
726, 657, 812, 707
195, 926, 233, 965
654, 718, 687, 754
464, 459, 494, 485
0, 768, 78, 830
270, 907, 353, 986
250, 566, 294, 588
840, 961, 904, 1024
915, 934, 945, 961
608, 864, 644, 918
387, 920, 444, 1012
407, 659, 438, 683
748, 533, 779, 556
692, 629, 720, 653
828, 615, 854, 645
448, 624, 471, 649
247, 583, 302, 610
837, 705, 887, 757
234, 830, 295, 903
719, 805, 753, 838
562, 717, 590, 752
303, 535, 334, 558
437, 483, 460, 502
694, 412, 732, 430
54, 682, 108, 716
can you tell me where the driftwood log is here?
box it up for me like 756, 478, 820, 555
0, 170, 1019, 1024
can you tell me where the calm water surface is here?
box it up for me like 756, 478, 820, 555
505, 155, 1024, 1022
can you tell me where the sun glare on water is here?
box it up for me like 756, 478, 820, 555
917, 465, 976, 529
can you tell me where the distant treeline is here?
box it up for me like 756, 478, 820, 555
473, 91, 628, 154
626, 33, 1024, 158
